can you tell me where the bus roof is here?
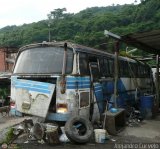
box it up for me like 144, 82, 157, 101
19, 41, 139, 63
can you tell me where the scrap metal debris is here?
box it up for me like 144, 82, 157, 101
5, 118, 64, 145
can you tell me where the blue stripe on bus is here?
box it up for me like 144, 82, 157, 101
12, 78, 53, 94
66, 77, 90, 89
67, 84, 90, 89
67, 82, 90, 87
14, 82, 50, 90
14, 85, 51, 94
67, 83, 90, 87
12, 79, 50, 87
67, 81, 90, 84
66, 77, 90, 82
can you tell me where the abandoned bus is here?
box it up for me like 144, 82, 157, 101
11, 42, 154, 123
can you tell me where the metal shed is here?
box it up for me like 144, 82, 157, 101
105, 29, 160, 112
121, 29, 160, 55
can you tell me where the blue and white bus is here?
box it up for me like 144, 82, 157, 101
11, 41, 154, 123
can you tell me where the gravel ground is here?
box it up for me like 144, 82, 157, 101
0, 115, 29, 132
0, 114, 160, 149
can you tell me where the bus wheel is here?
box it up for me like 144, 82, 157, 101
64, 116, 93, 144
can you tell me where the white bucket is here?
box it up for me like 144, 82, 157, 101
46, 124, 58, 132
94, 129, 106, 143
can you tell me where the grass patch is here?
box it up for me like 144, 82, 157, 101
0, 128, 14, 144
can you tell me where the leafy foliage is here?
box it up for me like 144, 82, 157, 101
0, 0, 159, 54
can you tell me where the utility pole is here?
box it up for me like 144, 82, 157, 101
113, 41, 120, 108
156, 55, 159, 104
48, 23, 51, 42
47, 14, 52, 42
104, 30, 121, 108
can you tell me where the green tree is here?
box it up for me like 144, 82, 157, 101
0, 0, 160, 55
50, 8, 67, 20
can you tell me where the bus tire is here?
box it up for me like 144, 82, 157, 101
64, 116, 93, 144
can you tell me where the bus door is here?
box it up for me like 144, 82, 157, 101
89, 62, 105, 115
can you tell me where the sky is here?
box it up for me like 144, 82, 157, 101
0, 0, 140, 29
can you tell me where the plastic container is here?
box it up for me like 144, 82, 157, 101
110, 108, 118, 113
94, 129, 106, 143
59, 127, 70, 143
140, 95, 154, 119
140, 95, 154, 108
106, 82, 114, 94
116, 96, 125, 108
45, 124, 59, 144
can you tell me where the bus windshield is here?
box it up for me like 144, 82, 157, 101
14, 46, 73, 74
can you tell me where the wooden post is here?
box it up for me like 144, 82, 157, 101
114, 41, 119, 108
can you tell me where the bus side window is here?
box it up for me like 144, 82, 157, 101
138, 63, 144, 78
146, 66, 151, 77
130, 63, 137, 77
108, 58, 114, 76
141, 66, 145, 77
123, 61, 129, 77
104, 58, 110, 76
99, 58, 107, 77
119, 60, 128, 77
89, 62, 100, 82
138, 65, 144, 78
88, 55, 100, 81
135, 64, 138, 77
79, 53, 89, 75
119, 60, 124, 77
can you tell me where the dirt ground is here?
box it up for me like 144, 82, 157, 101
0, 114, 160, 149
0, 115, 28, 132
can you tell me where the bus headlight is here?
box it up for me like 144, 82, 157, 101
56, 103, 68, 113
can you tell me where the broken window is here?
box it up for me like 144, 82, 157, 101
79, 53, 89, 75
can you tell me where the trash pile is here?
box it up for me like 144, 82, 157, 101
1, 105, 148, 147
1, 116, 113, 146
2, 107, 145, 146
126, 107, 143, 127
10, 119, 68, 145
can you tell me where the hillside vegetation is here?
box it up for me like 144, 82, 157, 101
0, 0, 159, 53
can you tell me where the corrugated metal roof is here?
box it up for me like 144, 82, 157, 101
122, 30, 160, 55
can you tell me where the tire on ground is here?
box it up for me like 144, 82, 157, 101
64, 116, 93, 144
